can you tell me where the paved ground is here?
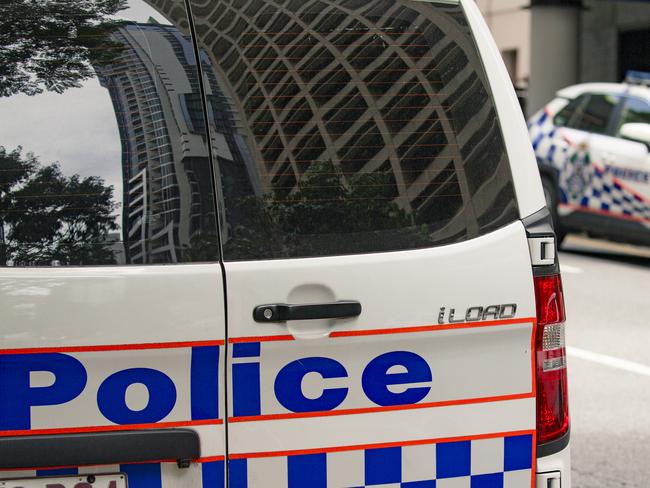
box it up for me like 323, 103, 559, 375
559, 235, 650, 487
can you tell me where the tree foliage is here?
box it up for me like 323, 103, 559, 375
224, 160, 431, 259
0, 146, 118, 265
0, 0, 127, 97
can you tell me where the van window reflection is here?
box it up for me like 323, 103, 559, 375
0, 0, 219, 266
184, 0, 519, 260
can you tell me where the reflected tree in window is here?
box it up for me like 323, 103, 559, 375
224, 161, 431, 260
0, 0, 127, 97
0, 146, 118, 265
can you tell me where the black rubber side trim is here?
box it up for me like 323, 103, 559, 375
521, 207, 561, 276
522, 206, 554, 238
0, 429, 200, 470
537, 428, 570, 458
537, 161, 560, 186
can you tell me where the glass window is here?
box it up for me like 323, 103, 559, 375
0, 0, 220, 266
553, 95, 587, 128
187, 0, 519, 261
570, 93, 620, 134
617, 97, 650, 132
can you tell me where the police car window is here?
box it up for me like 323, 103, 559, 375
553, 95, 587, 128
570, 93, 620, 135
617, 97, 650, 131
186, 0, 519, 261
0, 0, 220, 266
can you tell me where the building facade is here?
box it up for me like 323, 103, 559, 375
97, 22, 218, 264
146, 0, 520, 254
478, 0, 650, 116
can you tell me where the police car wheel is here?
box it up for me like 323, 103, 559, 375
542, 176, 567, 246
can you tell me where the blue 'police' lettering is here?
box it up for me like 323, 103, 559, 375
0, 353, 87, 430
274, 357, 348, 412
232, 343, 261, 416
605, 165, 650, 183
97, 368, 177, 424
1, 345, 442, 426
362, 351, 432, 406
190, 346, 220, 420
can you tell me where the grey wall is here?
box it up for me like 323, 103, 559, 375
580, 0, 650, 83
529, 5, 580, 114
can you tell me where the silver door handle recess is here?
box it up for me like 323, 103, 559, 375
253, 301, 362, 323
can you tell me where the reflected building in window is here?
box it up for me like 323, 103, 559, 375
147, 0, 518, 249
96, 21, 218, 264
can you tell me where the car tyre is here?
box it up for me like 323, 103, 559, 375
541, 176, 567, 247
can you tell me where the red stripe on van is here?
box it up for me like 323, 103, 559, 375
229, 335, 295, 344
228, 317, 535, 343
228, 429, 536, 459
330, 317, 535, 338
0, 339, 225, 355
0, 418, 223, 437
0, 456, 226, 472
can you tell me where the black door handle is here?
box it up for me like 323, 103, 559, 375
253, 300, 362, 322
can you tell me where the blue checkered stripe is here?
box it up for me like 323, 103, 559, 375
232, 434, 533, 488
578, 166, 650, 220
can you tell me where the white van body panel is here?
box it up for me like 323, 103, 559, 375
536, 445, 571, 488
0, 265, 225, 347
226, 221, 535, 338
231, 397, 536, 455
0, 265, 227, 477
224, 221, 538, 486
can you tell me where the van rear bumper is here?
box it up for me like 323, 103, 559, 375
537, 442, 571, 488
537, 428, 570, 458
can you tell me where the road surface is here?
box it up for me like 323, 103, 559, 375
559, 236, 650, 487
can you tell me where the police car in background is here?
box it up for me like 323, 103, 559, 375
0, 0, 569, 487
529, 71, 650, 246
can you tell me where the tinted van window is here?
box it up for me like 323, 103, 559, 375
183, 0, 519, 260
0, 0, 219, 266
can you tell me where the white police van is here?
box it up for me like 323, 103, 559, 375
0, 0, 569, 487
529, 71, 650, 246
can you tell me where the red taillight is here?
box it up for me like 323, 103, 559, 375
534, 273, 569, 445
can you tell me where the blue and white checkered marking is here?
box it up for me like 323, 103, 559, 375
2, 435, 532, 487
233, 434, 533, 488
576, 165, 650, 219
529, 110, 650, 225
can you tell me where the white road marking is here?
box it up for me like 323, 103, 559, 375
560, 264, 581, 274
567, 346, 650, 377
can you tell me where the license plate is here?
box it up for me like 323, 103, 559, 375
0, 474, 126, 488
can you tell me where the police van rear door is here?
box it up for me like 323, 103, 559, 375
0, 1, 226, 486
188, 0, 539, 486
